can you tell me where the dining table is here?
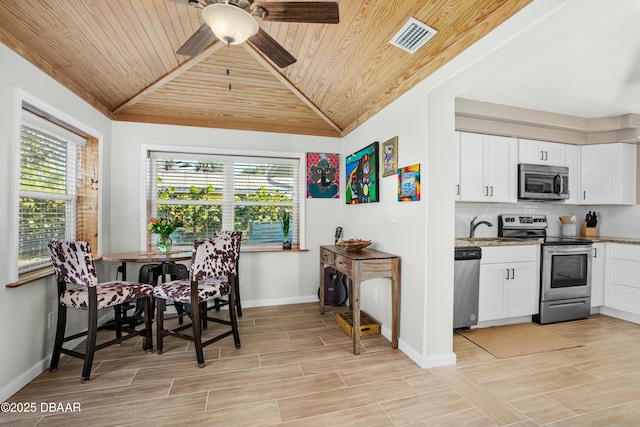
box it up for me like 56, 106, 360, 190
102, 249, 192, 323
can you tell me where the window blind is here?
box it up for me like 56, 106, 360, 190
147, 151, 300, 247
18, 110, 86, 273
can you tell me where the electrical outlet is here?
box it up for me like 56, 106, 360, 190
48, 312, 55, 329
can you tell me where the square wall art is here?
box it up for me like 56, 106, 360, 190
398, 163, 420, 201
307, 153, 339, 198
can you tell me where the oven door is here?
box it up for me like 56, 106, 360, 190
541, 245, 592, 301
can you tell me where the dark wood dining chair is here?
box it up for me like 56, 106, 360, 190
154, 237, 241, 367
47, 240, 154, 383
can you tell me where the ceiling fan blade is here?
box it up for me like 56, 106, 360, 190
249, 27, 297, 68
177, 24, 217, 56
166, 0, 204, 8
254, 1, 339, 24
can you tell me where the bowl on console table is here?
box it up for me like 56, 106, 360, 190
337, 239, 372, 252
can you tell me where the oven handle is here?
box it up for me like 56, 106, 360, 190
548, 301, 587, 308
544, 246, 592, 255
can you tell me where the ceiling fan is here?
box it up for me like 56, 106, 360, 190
170, 0, 339, 68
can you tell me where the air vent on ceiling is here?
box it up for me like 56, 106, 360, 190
390, 17, 438, 54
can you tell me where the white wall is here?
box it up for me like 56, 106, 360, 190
111, 122, 341, 305
0, 43, 113, 400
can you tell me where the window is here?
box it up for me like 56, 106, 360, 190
146, 150, 303, 248
18, 107, 98, 275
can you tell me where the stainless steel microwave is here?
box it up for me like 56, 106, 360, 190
518, 163, 569, 200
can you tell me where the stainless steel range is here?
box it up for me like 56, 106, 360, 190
498, 214, 593, 324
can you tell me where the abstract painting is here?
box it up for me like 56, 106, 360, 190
306, 152, 339, 198
398, 163, 420, 201
345, 142, 379, 204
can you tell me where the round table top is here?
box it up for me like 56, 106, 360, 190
102, 249, 192, 263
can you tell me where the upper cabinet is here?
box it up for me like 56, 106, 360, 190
459, 132, 517, 203
518, 139, 565, 166
580, 143, 636, 205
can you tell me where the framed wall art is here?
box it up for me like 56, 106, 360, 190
345, 141, 379, 204
398, 163, 420, 201
306, 152, 339, 198
382, 136, 398, 177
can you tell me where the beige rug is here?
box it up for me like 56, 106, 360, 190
457, 323, 580, 358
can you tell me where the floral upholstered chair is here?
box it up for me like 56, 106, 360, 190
47, 240, 154, 383
154, 237, 241, 367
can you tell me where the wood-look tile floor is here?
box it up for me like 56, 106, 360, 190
3, 304, 640, 426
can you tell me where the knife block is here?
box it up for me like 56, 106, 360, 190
581, 220, 597, 237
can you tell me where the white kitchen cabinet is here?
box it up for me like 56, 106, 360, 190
478, 245, 539, 321
580, 143, 636, 205
518, 138, 565, 166
459, 132, 517, 203
590, 242, 605, 307
604, 243, 640, 315
454, 131, 461, 200
563, 144, 580, 205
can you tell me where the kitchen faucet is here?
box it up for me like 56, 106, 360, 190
470, 216, 494, 238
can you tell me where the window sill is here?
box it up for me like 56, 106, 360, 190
6, 266, 54, 288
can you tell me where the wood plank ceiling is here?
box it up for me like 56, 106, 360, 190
0, 0, 531, 137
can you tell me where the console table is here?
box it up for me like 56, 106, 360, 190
319, 245, 400, 355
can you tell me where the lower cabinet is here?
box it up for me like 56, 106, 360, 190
478, 245, 539, 322
604, 243, 640, 315
590, 242, 605, 307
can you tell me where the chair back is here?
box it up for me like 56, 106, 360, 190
213, 230, 242, 255
189, 237, 239, 282
47, 240, 98, 288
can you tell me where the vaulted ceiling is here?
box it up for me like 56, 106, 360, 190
0, 0, 531, 137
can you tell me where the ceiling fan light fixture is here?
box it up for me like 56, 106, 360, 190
202, 3, 259, 45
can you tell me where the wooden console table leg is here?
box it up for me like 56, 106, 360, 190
319, 258, 325, 315
391, 258, 400, 349
352, 269, 361, 355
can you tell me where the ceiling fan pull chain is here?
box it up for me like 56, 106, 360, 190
226, 40, 232, 91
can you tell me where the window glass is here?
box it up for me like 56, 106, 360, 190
18, 110, 87, 273
148, 152, 300, 247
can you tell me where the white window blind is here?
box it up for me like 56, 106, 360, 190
19, 110, 86, 273
147, 151, 301, 247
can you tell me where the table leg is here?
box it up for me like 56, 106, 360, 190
352, 271, 361, 355
391, 258, 399, 349
319, 260, 325, 315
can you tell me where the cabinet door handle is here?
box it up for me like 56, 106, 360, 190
592, 247, 598, 258
456, 184, 460, 195
544, 151, 548, 161
484, 186, 489, 196
540, 150, 544, 161
490, 186, 494, 196
583, 191, 586, 200
505, 269, 510, 280
511, 268, 515, 279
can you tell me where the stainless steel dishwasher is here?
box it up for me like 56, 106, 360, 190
453, 246, 482, 329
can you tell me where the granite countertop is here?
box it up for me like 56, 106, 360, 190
455, 235, 640, 247
454, 237, 542, 247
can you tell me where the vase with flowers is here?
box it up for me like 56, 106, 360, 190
148, 216, 183, 253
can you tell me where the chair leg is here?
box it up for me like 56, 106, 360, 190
191, 292, 205, 367
156, 298, 166, 355
201, 301, 208, 330
81, 305, 99, 383
113, 304, 122, 341
49, 303, 66, 372
235, 275, 243, 318
143, 296, 153, 352
229, 284, 241, 349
